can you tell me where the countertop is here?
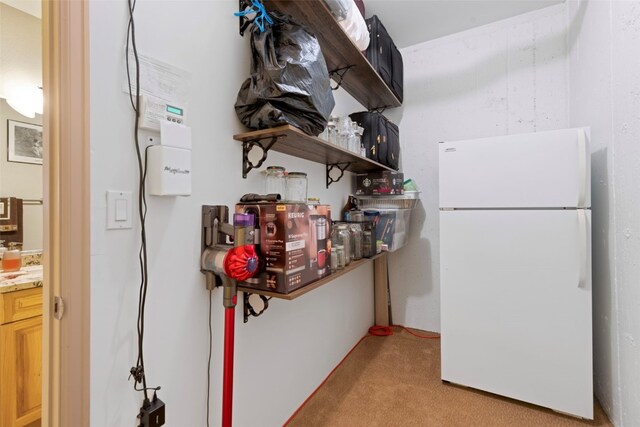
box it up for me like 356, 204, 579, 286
0, 265, 43, 294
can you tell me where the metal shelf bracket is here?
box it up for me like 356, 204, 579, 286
329, 65, 355, 91
368, 106, 388, 114
326, 162, 351, 188
243, 292, 271, 323
238, 0, 255, 36
242, 136, 280, 178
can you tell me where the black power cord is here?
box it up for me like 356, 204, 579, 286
126, 0, 161, 414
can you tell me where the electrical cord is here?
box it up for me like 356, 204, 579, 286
126, 0, 158, 406
368, 325, 441, 339
207, 289, 212, 427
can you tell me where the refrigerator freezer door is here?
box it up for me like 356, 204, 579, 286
440, 209, 593, 419
439, 128, 590, 209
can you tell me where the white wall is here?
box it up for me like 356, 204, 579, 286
392, 4, 570, 332
90, 1, 372, 426
567, 1, 640, 425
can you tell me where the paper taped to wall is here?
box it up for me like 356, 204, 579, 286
122, 48, 191, 103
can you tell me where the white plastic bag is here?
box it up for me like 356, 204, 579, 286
338, 2, 370, 51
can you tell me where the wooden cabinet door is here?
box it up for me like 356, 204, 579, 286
0, 316, 42, 427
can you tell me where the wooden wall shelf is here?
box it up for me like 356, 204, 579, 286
233, 125, 394, 186
263, 0, 401, 110
238, 252, 386, 301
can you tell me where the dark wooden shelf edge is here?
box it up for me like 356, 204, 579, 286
233, 125, 396, 174
238, 252, 387, 300
232, 124, 293, 141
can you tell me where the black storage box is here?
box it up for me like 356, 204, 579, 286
355, 171, 404, 195
365, 15, 404, 103
350, 111, 400, 170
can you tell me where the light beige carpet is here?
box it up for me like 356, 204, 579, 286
286, 327, 611, 427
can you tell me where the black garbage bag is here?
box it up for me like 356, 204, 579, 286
235, 12, 335, 136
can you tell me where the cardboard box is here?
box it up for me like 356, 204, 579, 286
235, 203, 331, 294
355, 171, 404, 195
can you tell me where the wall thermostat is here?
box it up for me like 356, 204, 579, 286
139, 95, 187, 131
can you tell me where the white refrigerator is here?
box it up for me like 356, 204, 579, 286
439, 128, 593, 419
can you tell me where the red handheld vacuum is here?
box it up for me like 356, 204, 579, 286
201, 206, 259, 427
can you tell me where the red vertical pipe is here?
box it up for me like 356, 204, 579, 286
222, 307, 235, 427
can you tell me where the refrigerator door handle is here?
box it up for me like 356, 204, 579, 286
578, 209, 588, 288
577, 129, 588, 207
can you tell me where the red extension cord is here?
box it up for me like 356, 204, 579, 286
368, 325, 441, 339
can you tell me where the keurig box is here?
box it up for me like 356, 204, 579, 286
235, 203, 332, 294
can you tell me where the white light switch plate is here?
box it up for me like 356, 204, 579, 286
107, 191, 133, 229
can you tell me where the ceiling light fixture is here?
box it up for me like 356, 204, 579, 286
5, 84, 43, 118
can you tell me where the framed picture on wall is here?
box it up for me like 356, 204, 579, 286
7, 120, 43, 165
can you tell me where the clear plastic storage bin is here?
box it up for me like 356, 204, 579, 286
367, 208, 413, 252
354, 191, 420, 210
353, 192, 420, 252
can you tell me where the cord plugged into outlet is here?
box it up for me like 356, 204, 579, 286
138, 392, 166, 427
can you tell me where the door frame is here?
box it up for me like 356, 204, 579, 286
42, 0, 90, 425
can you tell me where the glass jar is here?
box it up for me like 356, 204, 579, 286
331, 223, 348, 265
335, 224, 351, 265
264, 166, 286, 198
355, 126, 365, 156
337, 116, 352, 150
348, 223, 363, 261
334, 245, 345, 270
348, 122, 360, 153
344, 209, 364, 222
285, 172, 308, 203
331, 248, 338, 272
2, 242, 22, 272
361, 221, 376, 258
327, 116, 338, 145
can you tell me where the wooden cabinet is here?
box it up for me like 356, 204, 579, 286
0, 287, 42, 427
